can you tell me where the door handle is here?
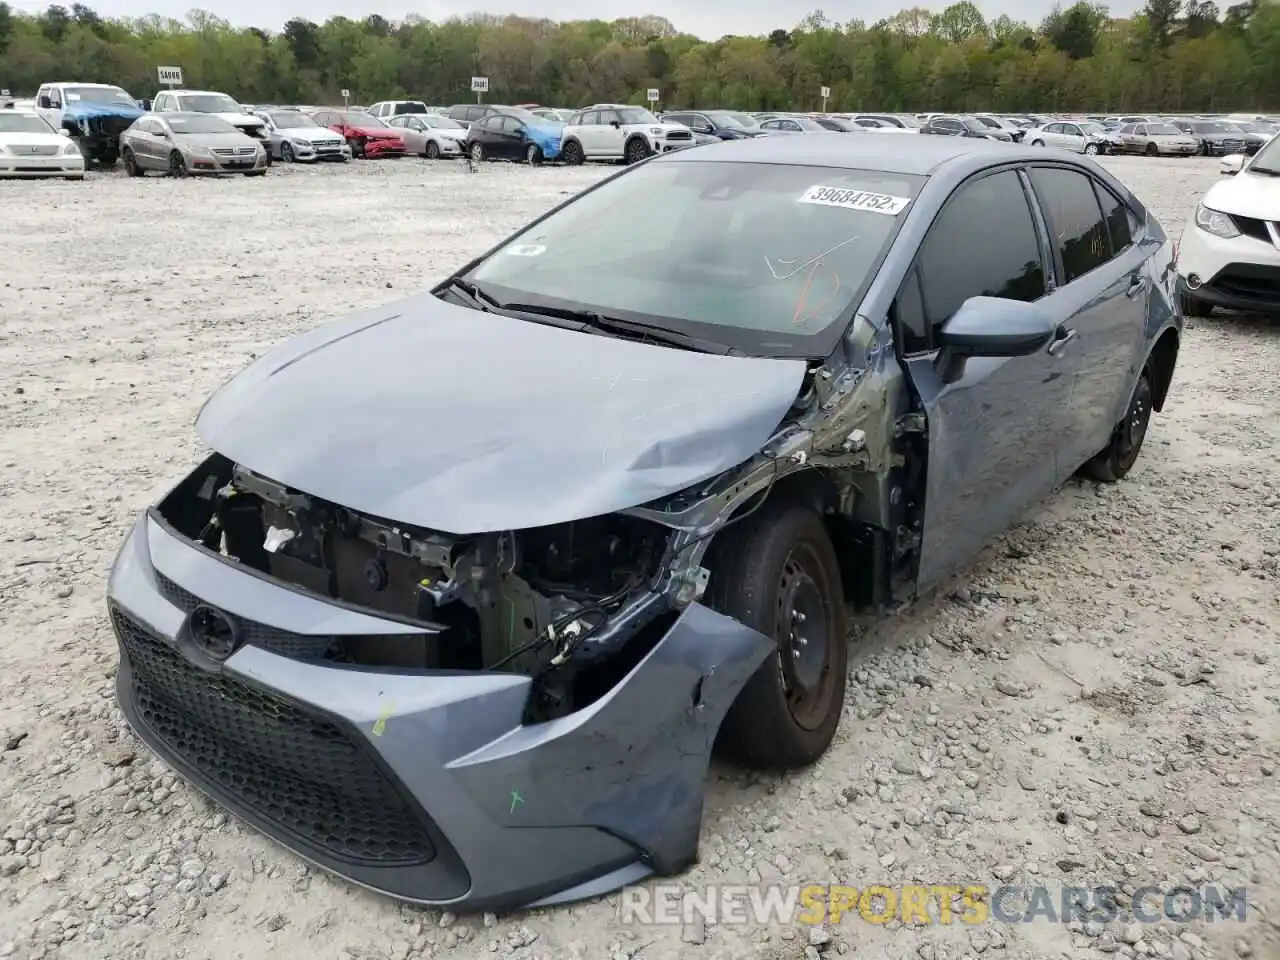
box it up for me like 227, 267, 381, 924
1047, 327, 1078, 357
1126, 273, 1150, 298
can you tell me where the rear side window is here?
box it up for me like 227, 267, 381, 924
905, 169, 1046, 353
1095, 184, 1136, 253
1029, 167, 1110, 283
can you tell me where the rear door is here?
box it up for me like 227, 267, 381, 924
1025, 165, 1150, 470
893, 166, 1075, 593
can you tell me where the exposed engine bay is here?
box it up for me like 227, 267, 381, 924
157, 455, 678, 715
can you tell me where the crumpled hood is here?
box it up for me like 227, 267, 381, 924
196, 293, 807, 533
1205, 170, 1280, 220
64, 101, 144, 124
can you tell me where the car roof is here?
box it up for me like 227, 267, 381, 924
167, 90, 227, 97
156, 112, 234, 122
659, 132, 1044, 176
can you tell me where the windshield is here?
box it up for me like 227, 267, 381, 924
974, 116, 1001, 128
723, 111, 762, 128
961, 117, 990, 133
63, 85, 133, 105
617, 107, 659, 124
425, 115, 463, 129
0, 113, 56, 134
1250, 134, 1280, 173
269, 111, 320, 129
791, 117, 827, 131
500, 108, 542, 124
167, 115, 237, 134
343, 111, 384, 127
467, 161, 923, 357
704, 111, 746, 130
177, 94, 241, 113
1079, 122, 1107, 135
1148, 123, 1181, 136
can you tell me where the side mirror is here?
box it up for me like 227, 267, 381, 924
1219, 154, 1245, 175
938, 297, 1058, 358
38, 95, 52, 109
610, 120, 620, 128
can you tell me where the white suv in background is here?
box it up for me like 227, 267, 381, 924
559, 104, 693, 166
368, 100, 428, 120
1174, 131, 1280, 319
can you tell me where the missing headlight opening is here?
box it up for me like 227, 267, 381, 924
157, 454, 680, 718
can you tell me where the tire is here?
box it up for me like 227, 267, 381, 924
244, 169, 267, 177
624, 137, 650, 165
704, 502, 848, 769
280, 142, 295, 163
525, 143, 542, 165
1180, 292, 1212, 318
1079, 364, 1155, 484
469, 141, 484, 163
168, 150, 187, 177
1031, 139, 1044, 147
1084, 143, 1098, 155
1145, 143, 1157, 156
425, 140, 440, 160
561, 139, 584, 165
122, 147, 143, 177
347, 137, 363, 158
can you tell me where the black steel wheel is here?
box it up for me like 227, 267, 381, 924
1079, 365, 1155, 483
704, 502, 848, 769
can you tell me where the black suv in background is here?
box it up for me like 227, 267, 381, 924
659, 110, 766, 140
1171, 120, 1248, 156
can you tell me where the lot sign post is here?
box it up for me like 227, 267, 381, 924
157, 66, 183, 89
471, 76, 489, 104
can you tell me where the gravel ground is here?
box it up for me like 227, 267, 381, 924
1, 154, 1277, 960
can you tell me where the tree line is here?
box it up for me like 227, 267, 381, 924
0, 0, 1277, 113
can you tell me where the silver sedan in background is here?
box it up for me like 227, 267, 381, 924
119, 113, 268, 177
386, 113, 468, 159
252, 109, 351, 163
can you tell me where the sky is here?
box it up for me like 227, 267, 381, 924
7, 0, 1146, 41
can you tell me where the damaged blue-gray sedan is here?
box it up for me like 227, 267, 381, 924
107, 135, 1181, 911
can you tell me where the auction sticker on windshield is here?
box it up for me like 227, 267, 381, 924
799, 186, 911, 216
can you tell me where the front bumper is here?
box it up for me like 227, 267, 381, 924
435, 138, 464, 155
1176, 220, 1280, 313
361, 138, 406, 158
108, 512, 773, 910
0, 153, 85, 177
187, 151, 269, 174
289, 140, 351, 162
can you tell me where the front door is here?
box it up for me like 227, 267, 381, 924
1025, 165, 1151, 471
894, 167, 1077, 593
595, 109, 626, 157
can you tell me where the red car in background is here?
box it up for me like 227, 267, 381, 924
308, 108, 406, 158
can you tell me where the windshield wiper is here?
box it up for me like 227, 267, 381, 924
499, 302, 735, 355
438, 277, 501, 312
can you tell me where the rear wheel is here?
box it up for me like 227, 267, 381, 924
704, 502, 848, 769
1079, 365, 1154, 484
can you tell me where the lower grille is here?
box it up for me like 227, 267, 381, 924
112, 605, 435, 865
1210, 263, 1280, 301
666, 131, 692, 141
15, 144, 59, 156
212, 146, 257, 157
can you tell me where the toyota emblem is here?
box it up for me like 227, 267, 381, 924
187, 605, 240, 661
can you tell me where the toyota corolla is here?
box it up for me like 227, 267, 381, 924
108, 135, 1180, 912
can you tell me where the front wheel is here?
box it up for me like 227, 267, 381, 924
1031, 139, 1045, 147
525, 143, 543, 165
1084, 142, 1099, 155
469, 141, 484, 163
1145, 143, 1158, 156
122, 147, 143, 177
560, 139, 584, 165
705, 502, 848, 769
280, 142, 295, 163
425, 140, 440, 160
624, 137, 650, 165
168, 150, 187, 177
1078, 365, 1154, 484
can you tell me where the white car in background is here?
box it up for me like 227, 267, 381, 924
558, 104, 694, 165
386, 113, 467, 158
368, 100, 429, 120
1175, 132, 1280, 318
0, 109, 85, 178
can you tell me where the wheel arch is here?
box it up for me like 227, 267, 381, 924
1145, 327, 1179, 413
